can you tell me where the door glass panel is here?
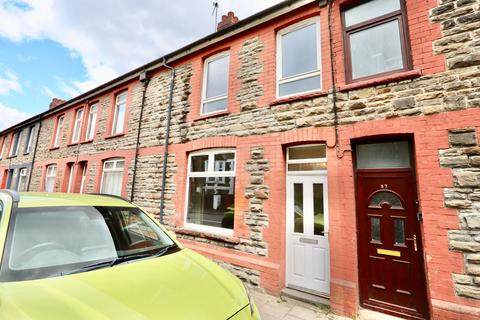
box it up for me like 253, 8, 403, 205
288, 163, 327, 171
369, 191, 403, 209
288, 145, 326, 160
394, 219, 405, 245
313, 184, 324, 236
293, 183, 304, 233
371, 217, 381, 242
356, 141, 410, 169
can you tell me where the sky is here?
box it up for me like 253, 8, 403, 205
0, 0, 282, 130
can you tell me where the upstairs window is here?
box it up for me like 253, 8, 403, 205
71, 108, 84, 144
45, 165, 57, 192
112, 92, 127, 135
343, 0, 411, 82
85, 103, 98, 141
0, 137, 6, 159
277, 18, 321, 98
201, 52, 230, 115
24, 125, 36, 154
185, 149, 236, 235
8, 131, 21, 157
53, 115, 64, 148
101, 158, 125, 196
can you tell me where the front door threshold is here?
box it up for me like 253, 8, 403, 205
281, 287, 329, 307
358, 308, 405, 320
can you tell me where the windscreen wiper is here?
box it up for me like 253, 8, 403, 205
61, 244, 178, 276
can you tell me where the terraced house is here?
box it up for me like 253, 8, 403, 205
1, 0, 480, 318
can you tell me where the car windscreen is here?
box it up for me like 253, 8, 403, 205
0, 206, 176, 282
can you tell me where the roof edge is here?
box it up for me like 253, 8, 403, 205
0, 0, 317, 136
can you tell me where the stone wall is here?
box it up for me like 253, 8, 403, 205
440, 128, 480, 300
236, 37, 264, 112
216, 260, 261, 287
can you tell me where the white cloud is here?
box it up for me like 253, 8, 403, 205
0, 103, 30, 130
0, 0, 282, 95
0, 69, 22, 95
41, 86, 56, 99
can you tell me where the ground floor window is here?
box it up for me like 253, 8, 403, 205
17, 168, 28, 192
45, 165, 57, 192
185, 149, 236, 234
101, 158, 124, 196
79, 162, 88, 194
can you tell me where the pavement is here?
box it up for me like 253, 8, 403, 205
251, 290, 349, 320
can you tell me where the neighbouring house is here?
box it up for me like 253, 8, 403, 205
1, 0, 480, 318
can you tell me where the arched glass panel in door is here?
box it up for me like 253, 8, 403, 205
368, 191, 404, 209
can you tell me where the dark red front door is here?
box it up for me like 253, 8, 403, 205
356, 170, 429, 319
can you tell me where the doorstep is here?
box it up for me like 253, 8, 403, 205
358, 308, 405, 320
251, 289, 347, 320
281, 287, 330, 307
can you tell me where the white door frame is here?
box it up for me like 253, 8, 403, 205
285, 173, 330, 295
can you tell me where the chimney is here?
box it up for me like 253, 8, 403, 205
49, 98, 66, 109
217, 11, 239, 31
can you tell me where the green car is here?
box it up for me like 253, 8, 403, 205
0, 191, 260, 320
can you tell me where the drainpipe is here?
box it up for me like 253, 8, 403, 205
130, 69, 151, 202
27, 116, 42, 191
159, 59, 176, 224
326, 0, 346, 159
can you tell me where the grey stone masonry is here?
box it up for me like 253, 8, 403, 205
236, 37, 264, 112
243, 147, 270, 256
216, 260, 261, 287
440, 128, 480, 300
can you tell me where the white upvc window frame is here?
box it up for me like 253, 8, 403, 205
53, 115, 64, 148
45, 164, 57, 192
85, 103, 98, 141
100, 158, 125, 196
0, 137, 5, 159
184, 148, 236, 236
18, 168, 28, 192
7, 133, 15, 157
200, 51, 230, 116
111, 91, 127, 135
25, 125, 35, 154
286, 144, 328, 175
71, 108, 85, 144
9, 131, 21, 157
79, 163, 88, 194
67, 163, 75, 193
276, 17, 322, 99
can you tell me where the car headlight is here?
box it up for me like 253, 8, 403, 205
243, 283, 254, 316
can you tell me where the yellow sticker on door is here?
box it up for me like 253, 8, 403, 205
377, 249, 401, 257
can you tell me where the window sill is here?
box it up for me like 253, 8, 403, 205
7, 155, 17, 159
175, 228, 240, 244
80, 139, 94, 145
67, 142, 80, 147
269, 90, 328, 106
49, 146, 60, 151
339, 69, 423, 92
193, 110, 230, 122
105, 133, 125, 140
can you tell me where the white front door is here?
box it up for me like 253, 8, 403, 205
286, 175, 330, 295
